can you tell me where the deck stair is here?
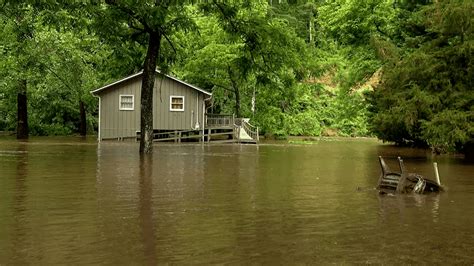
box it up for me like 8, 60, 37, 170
234, 118, 258, 143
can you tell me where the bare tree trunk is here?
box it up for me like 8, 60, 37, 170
79, 100, 86, 136
17, 79, 28, 139
140, 31, 161, 154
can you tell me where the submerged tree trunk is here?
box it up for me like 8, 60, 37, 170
17, 79, 28, 139
140, 31, 162, 154
464, 140, 474, 162
79, 100, 86, 136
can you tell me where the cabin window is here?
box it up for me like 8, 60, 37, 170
170, 96, 184, 111
119, 95, 134, 110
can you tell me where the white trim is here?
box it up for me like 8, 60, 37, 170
165, 74, 212, 96
169, 96, 184, 112
91, 70, 212, 96
202, 96, 206, 142
91, 72, 143, 94
119, 94, 135, 110
98, 97, 101, 141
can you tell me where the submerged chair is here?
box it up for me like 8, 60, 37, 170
377, 156, 404, 193
377, 156, 443, 194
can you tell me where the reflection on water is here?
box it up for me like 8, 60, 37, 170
139, 154, 156, 265
11, 142, 28, 265
0, 138, 473, 264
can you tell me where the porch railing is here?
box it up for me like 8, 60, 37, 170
205, 113, 234, 128
205, 114, 259, 143
240, 119, 259, 142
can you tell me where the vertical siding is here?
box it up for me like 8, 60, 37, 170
99, 74, 206, 139
154, 76, 201, 130
99, 77, 141, 139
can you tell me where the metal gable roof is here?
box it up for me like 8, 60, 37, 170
91, 70, 212, 96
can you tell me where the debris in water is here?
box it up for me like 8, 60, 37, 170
377, 156, 444, 194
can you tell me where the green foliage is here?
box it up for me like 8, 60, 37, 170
268, 1, 318, 43
1, 0, 469, 156
318, 0, 398, 46
254, 83, 369, 138
173, 2, 374, 139
315, 0, 398, 90
0, 3, 109, 136
178, 3, 308, 120
371, 0, 474, 152
421, 110, 473, 152
0, 2, 377, 140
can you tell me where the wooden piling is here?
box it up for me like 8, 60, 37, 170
433, 162, 441, 185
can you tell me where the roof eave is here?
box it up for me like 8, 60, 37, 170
90, 70, 212, 96
91, 71, 143, 95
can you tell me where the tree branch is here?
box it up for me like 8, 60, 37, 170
212, 82, 233, 92
106, 0, 151, 32
160, 30, 177, 55
42, 63, 76, 93
213, 1, 240, 34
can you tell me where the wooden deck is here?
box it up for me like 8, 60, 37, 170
136, 114, 259, 144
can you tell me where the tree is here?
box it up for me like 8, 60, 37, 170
371, 0, 473, 153
0, 3, 38, 139
315, 0, 400, 89
95, 1, 195, 153
192, 1, 307, 120
0, 2, 109, 137
176, 13, 249, 117
30, 28, 108, 136
268, 1, 319, 45
179, 2, 373, 138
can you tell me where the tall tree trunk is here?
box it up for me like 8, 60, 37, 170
17, 79, 28, 139
228, 67, 241, 117
234, 86, 241, 118
79, 100, 86, 136
140, 32, 161, 154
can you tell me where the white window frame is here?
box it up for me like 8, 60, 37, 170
170, 96, 185, 112
119, 94, 134, 111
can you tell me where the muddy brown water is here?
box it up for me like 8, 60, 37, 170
0, 137, 473, 264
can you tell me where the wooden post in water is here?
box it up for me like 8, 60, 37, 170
237, 126, 240, 143
433, 162, 441, 185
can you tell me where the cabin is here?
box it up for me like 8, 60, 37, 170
91, 70, 259, 143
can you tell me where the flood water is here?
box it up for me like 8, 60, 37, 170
0, 137, 473, 264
